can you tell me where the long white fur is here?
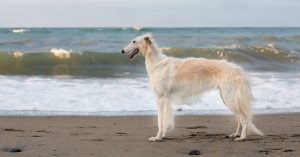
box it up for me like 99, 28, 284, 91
122, 33, 263, 142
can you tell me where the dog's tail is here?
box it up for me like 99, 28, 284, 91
247, 121, 264, 136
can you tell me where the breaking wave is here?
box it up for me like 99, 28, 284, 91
0, 45, 299, 77
164, 45, 300, 64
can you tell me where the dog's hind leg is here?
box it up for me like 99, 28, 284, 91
219, 86, 241, 138
219, 84, 250, 141
229, 116, 241, 138
149, 98, 164, 141
234, 115, 249, 141
234, 115, 264, 141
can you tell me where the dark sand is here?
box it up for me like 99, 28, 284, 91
0, 114, 299, 157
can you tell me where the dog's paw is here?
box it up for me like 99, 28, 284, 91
148, 136, 162, 142
162, 131, 167, 138
234, 137, 245, 142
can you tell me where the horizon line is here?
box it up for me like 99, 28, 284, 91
1, 26, 300, 28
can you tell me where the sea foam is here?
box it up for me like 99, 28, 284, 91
132, 26, 142, 31
0, 73, 299, 116
50, 48, 72, 59
12, 29, 28, 33
12, 51, 23, 58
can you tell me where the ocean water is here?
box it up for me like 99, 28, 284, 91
0, 27, 299, 115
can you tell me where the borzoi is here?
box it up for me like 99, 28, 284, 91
121, 33, 263, 142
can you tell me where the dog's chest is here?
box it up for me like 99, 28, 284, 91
148, 70, 176, 97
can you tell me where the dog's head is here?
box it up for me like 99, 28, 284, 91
121, 33, 154, 59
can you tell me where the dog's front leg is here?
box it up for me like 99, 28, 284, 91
149, 98, 164, 141
162, 99, 174, 138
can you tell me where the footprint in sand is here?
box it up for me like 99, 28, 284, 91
70, 132, 94, 136
81, 138, 103, 142
185, 126, 208, 129
2, 148, 23, 153
78, 126, 98, 129
116, 132, 128, 136
3, 128, 24, 132
36, 130, 54, 134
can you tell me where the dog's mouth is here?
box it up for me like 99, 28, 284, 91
128, 48, 139, 59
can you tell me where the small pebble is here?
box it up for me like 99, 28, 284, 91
189, 149, 201, 155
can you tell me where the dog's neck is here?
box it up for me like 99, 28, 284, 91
143, 44, 166, 76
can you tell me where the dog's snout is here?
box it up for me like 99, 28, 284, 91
121, 49, 125, 53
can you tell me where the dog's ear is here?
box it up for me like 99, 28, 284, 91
143, 33, 153, 45
144, 36, 152, 45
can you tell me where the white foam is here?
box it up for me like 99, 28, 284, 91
218, 44, 241, 49
216, 51, 224, 57
12, 51, 23, 58
0, 72, 299, 115
132, 26, 142, 31
50, 48, 72, 59
160, 47, 171, 51
12, 29, 28, 33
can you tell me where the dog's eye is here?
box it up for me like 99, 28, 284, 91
132, 41, 136, 43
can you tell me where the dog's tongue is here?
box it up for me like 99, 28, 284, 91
129, 53, 134, 59
129, 49, 138, 59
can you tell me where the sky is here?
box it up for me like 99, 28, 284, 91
1, 0, 300, 27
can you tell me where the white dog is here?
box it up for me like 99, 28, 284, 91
122, 33, 263, 142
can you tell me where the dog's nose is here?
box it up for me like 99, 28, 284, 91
121, 49, 125, 53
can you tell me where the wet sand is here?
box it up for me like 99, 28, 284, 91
0, 113, 299, 157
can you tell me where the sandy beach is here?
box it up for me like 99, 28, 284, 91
0, 113, 299, 157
